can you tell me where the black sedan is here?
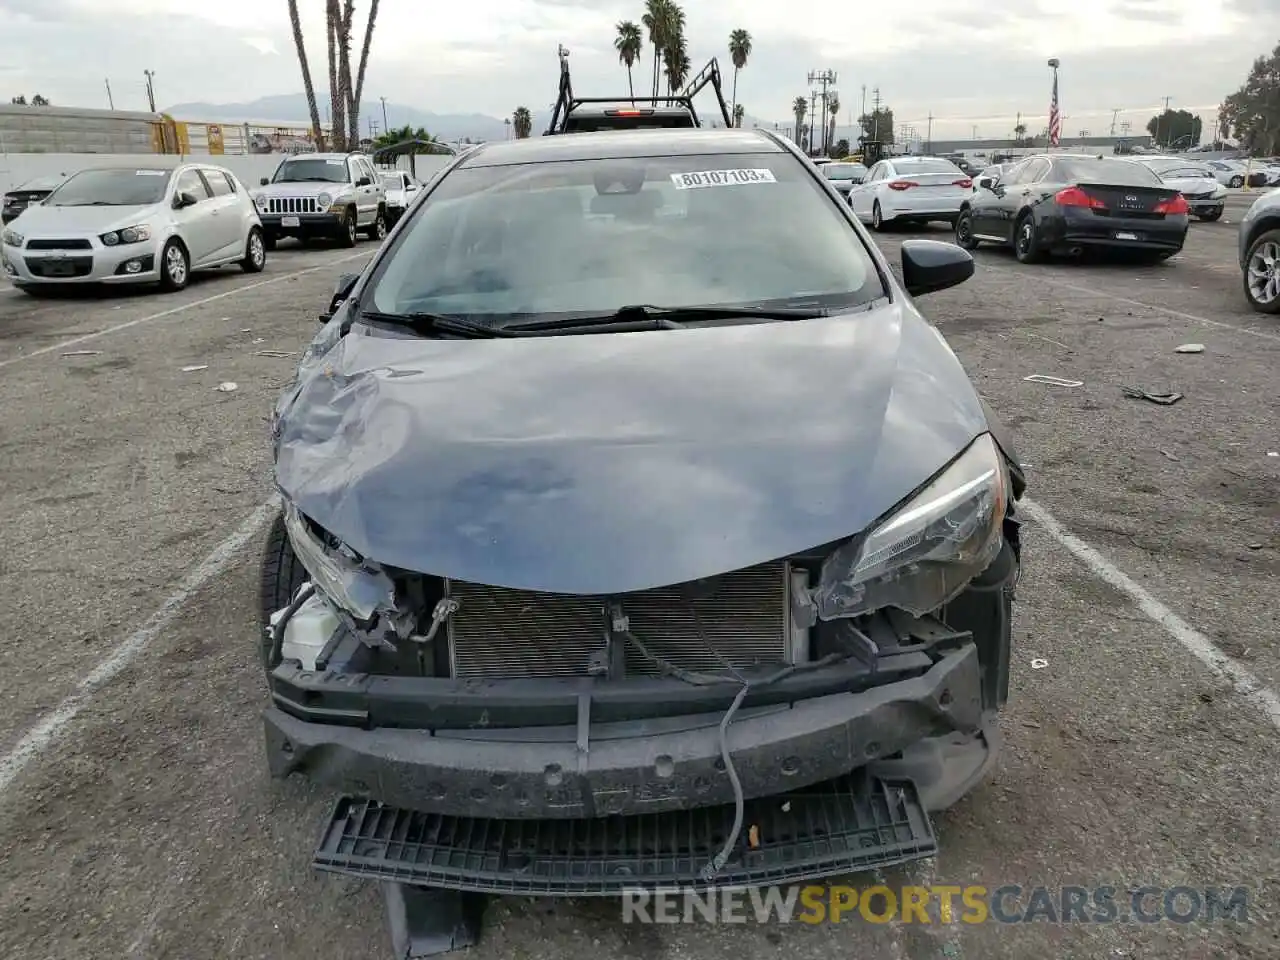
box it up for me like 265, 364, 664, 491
1, 174, 67, 224
955, 154, 1190, 263
261, 127, 1026, 922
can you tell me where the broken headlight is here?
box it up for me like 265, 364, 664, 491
812, 433, 1007, 620
281, 501, 400, 624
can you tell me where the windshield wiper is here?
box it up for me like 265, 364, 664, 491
506, 303, 828, 332
60, 201, 123, 206
359, 310, 515, 338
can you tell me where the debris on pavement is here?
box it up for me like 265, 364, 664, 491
1159, 449, 1180, 461
252, 338, 265, 344
1024, 374, 1083, 387
1022, 332, 1069, 348
1122, 385, 1183, 405
1268, 451, 1278, 458
61, 350, 102, 357
1031, 658, 1049, 669
180, 364, 208, 373
255, 350, 295, 359
1175, 343, 1205, 353
216, 382, 238, 393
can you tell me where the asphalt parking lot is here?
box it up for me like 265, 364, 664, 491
0, 205, 1277, 960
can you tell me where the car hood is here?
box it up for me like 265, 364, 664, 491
273, 304, 991, 594
8, 203, 159, 235
254, 181, 346, 197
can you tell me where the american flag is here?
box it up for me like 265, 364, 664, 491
1048, 73, 1062, 147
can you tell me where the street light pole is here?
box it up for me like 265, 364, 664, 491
143, 70, 156, 113
380, 96, 388, 131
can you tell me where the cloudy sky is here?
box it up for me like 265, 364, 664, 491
0, 0, 1273, 140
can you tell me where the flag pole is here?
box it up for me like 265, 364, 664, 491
1047, 58, 1060, 152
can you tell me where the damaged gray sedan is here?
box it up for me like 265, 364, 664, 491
260, 128, 1026, 922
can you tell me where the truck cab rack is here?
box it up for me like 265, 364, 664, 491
545, 45, 733, 135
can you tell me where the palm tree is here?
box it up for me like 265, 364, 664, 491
792, 96, 807, 145
345, 0, 380, 149
325, 0, 345, 150
287, 0, 325, 149
661, 4, 687, 95
641, 0, 670, 100
733, 104, 745, 128
615, 20, 643, 102
728, 29, 751, 127
827, 94, 840, 155
513, 106, 533, 139
1013, 122, 1027, 144
337, 1, 356, 147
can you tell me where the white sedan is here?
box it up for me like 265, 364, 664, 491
379, 171, 423, 225
1, 162, 265, 294
1131, 156, 1228, 221
846, 156, 974, 230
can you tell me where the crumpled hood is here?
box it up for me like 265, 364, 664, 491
9, 203, 156, 235
273, 304, 990, 594
1162, 176, 1222, 196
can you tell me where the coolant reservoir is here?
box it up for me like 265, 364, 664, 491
278, 592, 341, 670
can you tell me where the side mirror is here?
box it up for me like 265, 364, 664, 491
173, 191, 199, 209
321, 272, 360, 322
977, 176, 994, 190
356, 176, 372, 187
260, 177, 270, 186
900, 239, 974, 297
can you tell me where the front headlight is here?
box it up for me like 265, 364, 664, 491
282, 502, 405, 627
1, 229, 22, 246
316, 192, 333, 209
811, 434, 1008, 620
253, 194, 268, 211
100, 224, 151, 246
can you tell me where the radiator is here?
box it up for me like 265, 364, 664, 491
446, 561, 795, 680
264, 196, 321, 214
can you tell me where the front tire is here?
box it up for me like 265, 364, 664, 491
337, 208, 358, 248
1243, 228, 1280, 314
955, 209, 981, 250
259, 512, 308, 671
241, 227, 266, 273
159, 239, 190, 291
1229, 175, 1244, 188
1013, 215, 1043, 264
871, 200, 887, 231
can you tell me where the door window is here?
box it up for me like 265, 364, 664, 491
175, 169, 211, 200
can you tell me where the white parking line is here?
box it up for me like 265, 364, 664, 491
985, 265, 1280, 345
0, 496, 281, 794
1021, 497, 1280, 731
0, 251, 369, 371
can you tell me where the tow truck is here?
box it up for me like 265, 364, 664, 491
545, 44, 733, 134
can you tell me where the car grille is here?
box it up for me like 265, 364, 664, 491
26, 238, 93, 250
25, 256, 93, 278
1183, 191, 1213, 201
446, 561, 794, 679
263, 196, 322, 214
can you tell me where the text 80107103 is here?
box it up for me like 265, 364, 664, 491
669, 169, 778, 190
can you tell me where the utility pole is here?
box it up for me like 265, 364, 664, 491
1156, 95, 1172, 147
143, 70, 156, 113
1110, 108, 1119, 137
926, 113, 933, 154
105, 78, 115, 110
1015, 111, 1021, 144
807, 69, 837, 155
380, 96, 388, 131
871, 86, 882, 144
808, 88, 819, 154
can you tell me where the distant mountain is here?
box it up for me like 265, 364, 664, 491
163, 93, 510, 143
165, 92, 785, 142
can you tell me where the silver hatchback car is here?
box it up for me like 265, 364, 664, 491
1, 162, 266, 294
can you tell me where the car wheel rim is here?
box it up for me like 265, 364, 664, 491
348, 219, 356, 242
1018, 223, 1032, 254
250, 233, 264, 266
376, 217, 386, 239
166, 246, 187, 284
1247, 241, 1280, 304
957, 215, 971, 243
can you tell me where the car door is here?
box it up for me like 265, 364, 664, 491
359, 157, 381, 223
402, 173, 420, 206
347, 157, 372, 224
851, 163, 882, 220
170, 168, 218, 264
198, 168, 242, 258
976, 159, 1032, 241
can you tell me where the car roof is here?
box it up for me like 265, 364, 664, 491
459, 127, 785, 166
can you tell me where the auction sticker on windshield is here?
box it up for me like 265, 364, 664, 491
136, 170, 168, 176
670, 169, 777, 189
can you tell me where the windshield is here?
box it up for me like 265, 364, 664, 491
367, 151, 883, 325
1156, 165, 1214, 179
1051, 157, 1162, 186
890, 158, 962, 175
44, 168, 173, 206
272, 157, 350, 184
823, 164, 864, 180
